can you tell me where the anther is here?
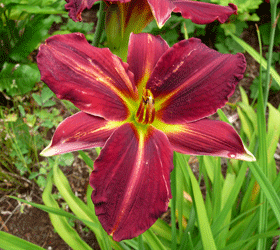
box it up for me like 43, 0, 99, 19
135, 89, 155, 125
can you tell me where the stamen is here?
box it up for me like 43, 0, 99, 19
135, 89, 155, 125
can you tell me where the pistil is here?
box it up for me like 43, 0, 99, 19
135, 89, 155, 125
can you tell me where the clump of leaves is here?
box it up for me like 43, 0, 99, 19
0, 0, 65, 97
0, 84, 74, 188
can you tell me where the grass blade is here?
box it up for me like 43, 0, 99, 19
0, 231, 45, 250
187, 164, 217, 250
248, 161, 280, 225
229, 33, 280, 88
42, 170, 93, 250
255, 23, 268, 250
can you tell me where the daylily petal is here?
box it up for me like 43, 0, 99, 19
41, 112, 121, 156
65, 0, 132, 22
37, 33, 137, 121
159, 118, 255, 161
147, 0, 175, 28
90, 123, 173, 241
173, 1, 237, 24
127, 33, 169, 90
147, 38, 246, 124
65, 0, 98, 22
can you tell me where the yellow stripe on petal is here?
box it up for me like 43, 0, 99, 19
90, 123, 173, 241
38, 33, 139, 121
152, 119, 184, 134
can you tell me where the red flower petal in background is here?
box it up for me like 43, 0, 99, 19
41, 112, 121, 156
65, 0, 98, 21
90, 123, 173, 241
147, 38, 246, 124
173, 1, 237, 25
146, 0, 174, 28
65, 0, 237, 28
37, 33, 137, 121
65, 0, 131, 21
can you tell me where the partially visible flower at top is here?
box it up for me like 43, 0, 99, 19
65, 0, 237, 28
37, 32, 255, 241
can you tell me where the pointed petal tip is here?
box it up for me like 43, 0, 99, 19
40, 140, 68, 157
229, 147, 256, 162
40, 144, 55, 157
156, 20, 164, 29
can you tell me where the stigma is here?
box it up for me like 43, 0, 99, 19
135, 89, 155, 125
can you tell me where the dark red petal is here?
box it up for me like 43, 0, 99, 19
90, 123, 173, 241
41, 112, 119, 156
173, 1, 237, 24
165, 118, 255, 161
37, 33, 137, 121
65, 0, 98, 22
147, 0, 175, 28
147, 38, 246, 123
127, 33, 169, 89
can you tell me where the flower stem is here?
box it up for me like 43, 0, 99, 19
256, 23, 268, 250
263, 0, 278, 109
92, 1, 106, 47
170, 161, 177, 250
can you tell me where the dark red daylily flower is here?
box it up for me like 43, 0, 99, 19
65, 0, 237, 27
38, 32, 255, 241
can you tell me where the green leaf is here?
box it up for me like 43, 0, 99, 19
52, 164, 101, 234
237, 105, 256, 141
9, 15, 58, 61
42, 99, 56, 107
11, 4, 67, 15
41, 85, 54, 103
10, 195, 99, 232
42, 171, 93, 250
53, 164, 115, 249
28, 172, 39, 180
78, 151, 94, 169
32, 93, 43, 106
0, 63, 40, 96
222, 230, 280, 250
248, 161, 280, 226
187, 164, 217, 250
58, 153, 74, 166
18, 105, 26, 117
229, 33, 280, 88
266, 104, 280, 182
210, 0, 262, 14
239, 86, 249, 105
0, 231, 45, 250
211, 162, 248, 237
142, 229, 166, 250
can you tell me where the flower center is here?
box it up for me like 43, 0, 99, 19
135, 89, 155, 125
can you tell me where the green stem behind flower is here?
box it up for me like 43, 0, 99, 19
92, 1, 106, 47
256, 23, 268, 250
263, 0, 278, 109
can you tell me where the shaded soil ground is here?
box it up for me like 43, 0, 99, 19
1, 2, 280, 249
0, 150, 100, 250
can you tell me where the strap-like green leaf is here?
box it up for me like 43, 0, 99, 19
42, 171, 93, 250
248, 161, 280, 226
187, 165, 217, 250
229, 33, 280, 88
0, 231, 45, 250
